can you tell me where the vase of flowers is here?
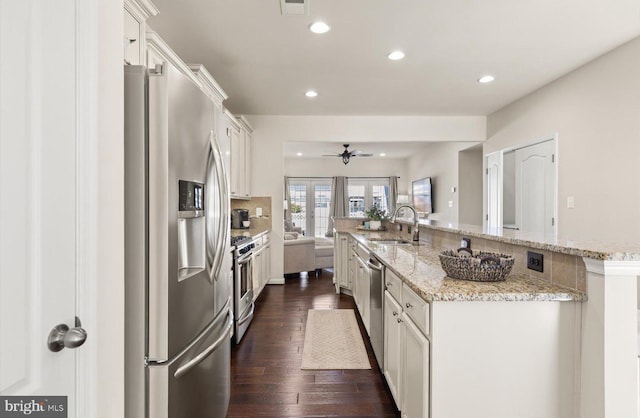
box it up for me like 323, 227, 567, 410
365, 206, 388, 230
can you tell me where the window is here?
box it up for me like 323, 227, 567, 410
289, 179, 332, 237
348, 178, 390, 217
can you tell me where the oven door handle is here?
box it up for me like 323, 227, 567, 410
237, 302, 255, 326
237, 251, 253, 264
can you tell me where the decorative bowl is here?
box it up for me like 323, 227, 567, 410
439, 250, 514, 282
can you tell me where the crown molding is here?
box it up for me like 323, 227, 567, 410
188, 64, 228, 106
237, 115, 253, 133
124, 0, 159, 22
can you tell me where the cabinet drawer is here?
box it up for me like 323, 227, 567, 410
385, 269, 403, 304
262, 233, 270, 245
252, 236, 263, 248
402, 285, 429, 336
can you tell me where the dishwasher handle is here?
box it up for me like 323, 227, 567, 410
367, 257, 384, 272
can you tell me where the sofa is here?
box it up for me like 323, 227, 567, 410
283, 232, 334, 275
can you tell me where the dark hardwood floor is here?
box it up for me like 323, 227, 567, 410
227, 270, 400, 418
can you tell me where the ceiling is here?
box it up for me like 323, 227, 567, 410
147, 0, 640, 116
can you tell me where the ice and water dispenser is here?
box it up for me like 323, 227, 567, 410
177, 180, 206, 281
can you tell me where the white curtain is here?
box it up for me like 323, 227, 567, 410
327, 176, 348, 236
389, 176, 399, 215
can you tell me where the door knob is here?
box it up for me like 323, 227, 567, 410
48, 323, 87, 352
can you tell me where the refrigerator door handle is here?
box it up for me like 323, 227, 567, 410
173, 309, 233, 379
206, 131, 229, 282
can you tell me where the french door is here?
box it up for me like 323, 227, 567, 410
288, 179, 332, 237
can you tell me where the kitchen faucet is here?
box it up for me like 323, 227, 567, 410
391, 204, 420, 242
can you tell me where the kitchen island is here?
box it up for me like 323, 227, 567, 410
333, 218, 639, 418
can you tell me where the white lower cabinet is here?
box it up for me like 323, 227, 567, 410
334, 232, 351, 292
384, 279, 430, 418
252, 233, 271, 301
384, 291, 403, 406
383, 272, 579, 418
355, 252, 370, 334
402, 310, 429, 418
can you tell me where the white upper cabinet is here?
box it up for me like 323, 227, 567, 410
124, 0, 158, 65
237, 116, 253, 199
229, 114, 252, 200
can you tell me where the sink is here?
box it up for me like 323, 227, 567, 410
368, 238, 413, 245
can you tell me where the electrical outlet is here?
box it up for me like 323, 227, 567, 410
527, 251, 544, 272
256, 207, 262, 216
461, 238, 471, 249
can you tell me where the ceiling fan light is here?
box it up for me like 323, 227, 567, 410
342, 155, 350, 165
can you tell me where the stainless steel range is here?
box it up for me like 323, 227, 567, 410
231, 236, 254, 343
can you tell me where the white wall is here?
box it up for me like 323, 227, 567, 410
486, 36, 640, 241
406, 142, 481, 224
248, 115, 486, 280
458, 146, 484, 225
285, 157, 408, 193
98, 0, 124, 416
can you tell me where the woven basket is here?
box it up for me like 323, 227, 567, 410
439, 250, 514, 282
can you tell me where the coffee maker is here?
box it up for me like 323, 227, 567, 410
231, 208, 250, 229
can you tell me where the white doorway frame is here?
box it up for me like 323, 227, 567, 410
75, 0, 99, 416
484, 133, 559, 234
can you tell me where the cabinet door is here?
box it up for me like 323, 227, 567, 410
228, 119, 242, 198
334, 233, 350, 291
124, 9, 140, 65
214, 105, 231, 182
263, 243, 271, 286
348, 238, 357, 289
402, 313, 430, 418
252, 249, 262, 296
384, 291, 403, 408
243, 129, 251, 198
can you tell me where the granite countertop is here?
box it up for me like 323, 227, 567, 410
412, 220, 640, 261
341, 229, 587, 303
231, 226, 270, 241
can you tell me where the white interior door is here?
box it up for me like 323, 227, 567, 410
515, 140, 556, 235
0, 1, 89, 415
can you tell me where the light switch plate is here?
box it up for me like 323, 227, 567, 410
256, 207, 262, 216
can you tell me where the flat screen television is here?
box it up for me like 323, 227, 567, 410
412, 177, 432, 215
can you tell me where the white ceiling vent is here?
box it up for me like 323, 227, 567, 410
280, 0, 309, 15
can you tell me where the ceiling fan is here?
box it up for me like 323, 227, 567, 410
323, 144, 373, 165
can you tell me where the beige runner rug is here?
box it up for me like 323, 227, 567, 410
301, 309, 371, 370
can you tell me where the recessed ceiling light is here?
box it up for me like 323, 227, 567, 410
478, 75, 495, 83
309, 21, 331, 34
387, 50, 405, 61
305, 90, 318, 98
379, 153, 387, 157
296, 152, 303, 156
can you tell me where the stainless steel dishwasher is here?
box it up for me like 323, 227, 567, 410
368, 254, 385, 369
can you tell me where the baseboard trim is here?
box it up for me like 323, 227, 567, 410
268, 277, 285, 285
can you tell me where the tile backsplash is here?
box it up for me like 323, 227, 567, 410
231, 196, 272, 231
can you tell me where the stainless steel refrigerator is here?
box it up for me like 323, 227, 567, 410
124, 63, 232, 418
